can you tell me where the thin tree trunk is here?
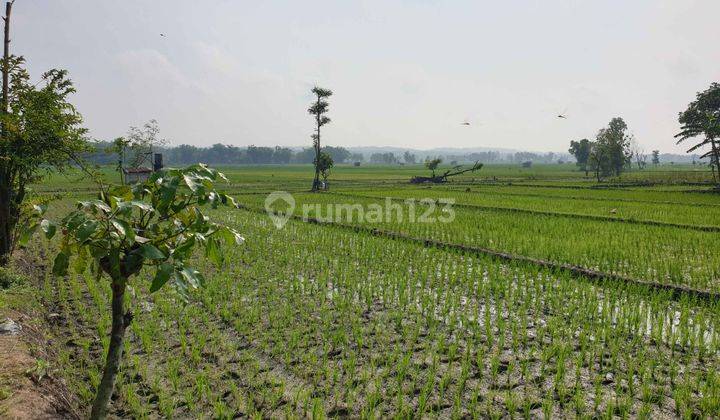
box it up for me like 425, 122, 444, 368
711, 139, 720, 188
90, 277, 132, 420
0, 182, 11, 266
2, 1, 10, 122
312, 138, 320, 190
0, 2, 12, 267
312, 129, 321, 191
310, 91, 323, 191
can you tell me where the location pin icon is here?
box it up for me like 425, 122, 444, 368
264, 191, 295, 229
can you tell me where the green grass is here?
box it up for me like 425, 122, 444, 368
341, 187, 720, 227
32, 204, 720, 418
31, 162, 718, 192
241, 190, 720, 292
10, 162, 720, 418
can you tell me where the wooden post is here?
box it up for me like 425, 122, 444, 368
0, 1, 12, 266
2, 1, 12, 137
2, 2, 10, 111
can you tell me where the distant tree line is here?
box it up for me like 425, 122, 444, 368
414, 151, 571, 165
367, 150, 573, 165
84, 141, 353, 166
84, 139, 706, 170
370, 152, 400, 164
91, 142, 567, 167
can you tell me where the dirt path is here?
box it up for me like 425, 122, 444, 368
0, 309, 78, 419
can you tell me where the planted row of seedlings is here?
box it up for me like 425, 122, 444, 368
33, 202, 720, 418
330, 191, 720, 235
342, 187, 720, 228
439, 184, 720, 208
241, 192, 720, 293
38, 245, 320, 418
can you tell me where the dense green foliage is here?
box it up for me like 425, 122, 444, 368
676, 82, 720, 186
425, 158, 442, 177
0, 55, 87, 265
44, 165, 242, 294
568, 139, 591, 173
41, 164, 242, 418
588, 118, 633, 180
315, 151, 334, 185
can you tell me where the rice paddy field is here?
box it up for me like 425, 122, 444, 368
3, 163, 720, 418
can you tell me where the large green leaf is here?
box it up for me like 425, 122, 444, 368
129, 200, 153, 212
150, 263, 173, 292
111, 218, 135, 242
64, 211, 87, 231
17, 221, 38, 246
76, 220, 99, 243
172, 236, 196, 260
33, 204, 48, 215
157, 182, 178, 212
52, 252, 70, 276
183, 174, 201, 192
108, 185, 133, 201
125, 253, 144, 276
40, 219, 57, 239
89, 240, 109, 259
107, 249, 122, 280
73, 247, 89, 274
138, 243, 165, 260
205, 238, 223, 266
78, 200, 112, 214
179, 267, 204, 289
218, 226, 244, 245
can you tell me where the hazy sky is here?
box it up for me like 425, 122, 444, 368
13, 1, 720, 152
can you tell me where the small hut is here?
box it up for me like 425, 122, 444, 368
120, 153, 164, 184
122, 167, 153, 184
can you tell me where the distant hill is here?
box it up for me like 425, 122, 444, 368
284, 145, 525, 155
345, 146, 521, 158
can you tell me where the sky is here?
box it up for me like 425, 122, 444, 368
12, 0, 720, 153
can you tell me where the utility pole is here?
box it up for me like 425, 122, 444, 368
0, 1, 12, 266
2, 1, 13, 137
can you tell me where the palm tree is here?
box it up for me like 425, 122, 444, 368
676, 83, 720, 187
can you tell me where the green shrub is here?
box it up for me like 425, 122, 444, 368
0, 267, 26, 290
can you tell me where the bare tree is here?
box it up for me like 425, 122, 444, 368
629, 138, 647, 170
411, 160, 483, 183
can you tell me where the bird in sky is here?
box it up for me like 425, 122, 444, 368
461, 121, 470, 126
557, 114, 567, 119
160, 33, 166, 37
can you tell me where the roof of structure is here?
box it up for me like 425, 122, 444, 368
122, 167, 153, 174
